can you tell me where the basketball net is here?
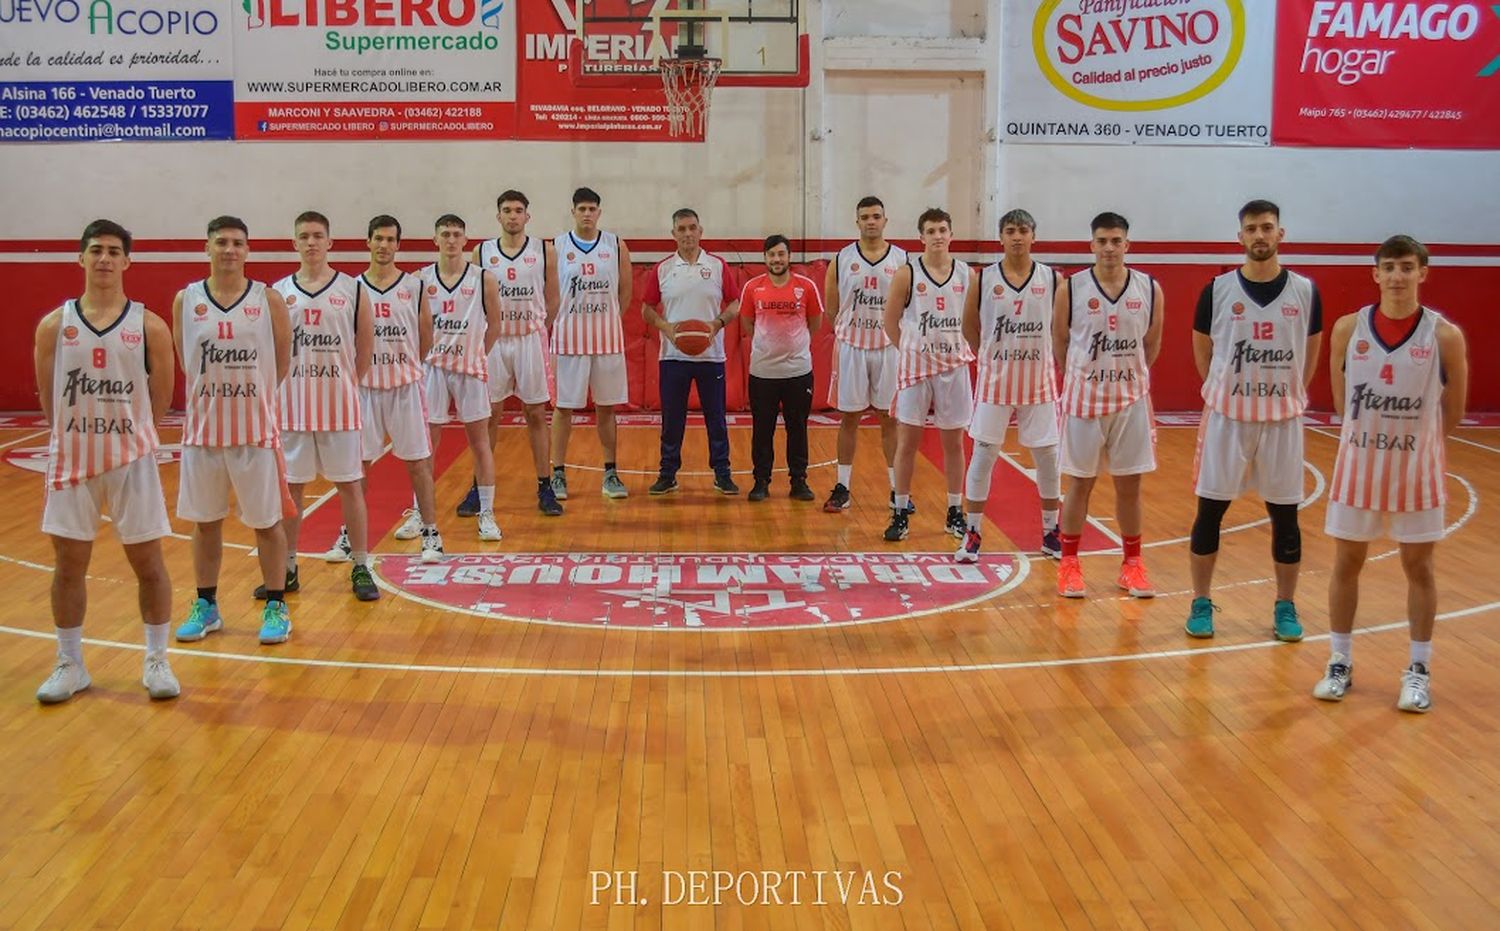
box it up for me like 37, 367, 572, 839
659, 56, 722, 138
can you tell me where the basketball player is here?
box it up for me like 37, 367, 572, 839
424, 214, 503, 540
470, 190, 562, 517
640, 207, 740, 495
271, 211, 378, 602
957, 209, 1062, 562
174, 216, 295, 645
824, 196, 906, 513
340, 214, 445, 564
882, 207, 974, 542
33, 220, 180, 702
549, 187, 633, 500
1186, 200, 1322, 640
1051, 212, 1164, 598
740, 234, 823, 501
1314, 236, 1468, 713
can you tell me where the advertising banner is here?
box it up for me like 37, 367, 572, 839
1272, 0, 1500, 148
0, 0, 236, 142
231, 0, 517, 140
1001, 0, 1273, 145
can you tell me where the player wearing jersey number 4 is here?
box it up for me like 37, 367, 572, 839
1315, 236, 1467, 713
34, 220, 180, 703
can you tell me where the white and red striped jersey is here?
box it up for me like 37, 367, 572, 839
45, 300, 159, 490
1330, 307, 1447, 512
975, 260, 1058, 406
1061, 269, 1154, 418
552, 230, 624, 355
421, 263, 490, 380
1201, 270, 1316, 421
834, 241, 908, 350
180, 279, 281, 449
360, 270, 424, 390
274, 271, 363, 432
478, 236, 546, 338
897, 257, 975, 388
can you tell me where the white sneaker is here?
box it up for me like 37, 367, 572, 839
143, 653, 181, 700
322, 526, 352, 562
393, 508, 423, 541
1312, 654, 1353, 701
37, 659, 91, 704
421, 528, 445, 563
477, 511, 502, 542
1397, 662, 1432, 713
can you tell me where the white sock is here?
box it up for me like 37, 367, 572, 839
1330, 632, 1353, 661
1410, 640, 1432, 667
412, 493, 420, 509
887, 467, 896, 489
352, 551, 368, 568
1042, 508, 1060, 531
966, 512, 982, 531
894, 494, 910, 511
286, 554, 297, 571
947, 493, 962, 509
56, 626, 84, 665
144, 622, 169, 656
478, 485, 495, 513
837, 464, 852, 488
424, 522, 438, 532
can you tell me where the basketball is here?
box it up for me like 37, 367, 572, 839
673, 318, 715, 355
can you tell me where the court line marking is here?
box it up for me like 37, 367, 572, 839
1450, 434, 1500, 455
2, 599, 1494, 679
0, 429, 49, 452
562, 459, 838, 477
997, 449, 1120, 545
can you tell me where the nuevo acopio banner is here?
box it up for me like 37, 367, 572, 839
1001, 0, 1272, 145
1272, 0, 1500, 148
231, 0, 517, 140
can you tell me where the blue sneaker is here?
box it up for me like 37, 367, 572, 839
1273, 600, 1304, 642
259, 600, 292, 645
456, 480, 480, 518
176, 598, 222, 642
1185, 596, 1216, 639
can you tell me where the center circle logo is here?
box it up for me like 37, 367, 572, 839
1032, 0, 1245, 112
376, 551, 1025, 630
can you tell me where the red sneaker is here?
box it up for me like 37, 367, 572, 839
1116, 558, 1155, 598
1057, 556, 1086, 598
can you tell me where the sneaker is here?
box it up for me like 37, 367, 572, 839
648, 474, 678, 496
254, 566, 299, 600
176, 598, 223, 641
1057, 555, 1086, 598
142, 653, 180, 700
1313, 655, 1353, 701
714, 474, 740, 496
891, 491, 915, 514
945, 506, 966, 539
551, 469, 568, 501
789, 478, 816, 501
883, 508, 910, 542
258, 600, 292, 645
1041, 526, 1062, 559
420, 528, 445, 564
538, 483, 564, 517
36, 659, 90, 704
748, 479, 770, 502
1185, 596, 1216, 639
393, 508, 423, 541
955, 528, 981, 563
1397, 662, 1432, 713
322, 526, 352, 563
602, 470, 629, 499
456, 480, 480, 517
823, 483, 852, 512
1116, 558, 1156, 598
1273, 600, 1304, 642
351, 563, 380, 601
477, 510, 503, 541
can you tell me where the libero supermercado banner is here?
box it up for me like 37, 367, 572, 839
232, 0, 517, 140
0, 0, 235, 142
1001, 0, 1273, 145
1272, 1, 1500, 148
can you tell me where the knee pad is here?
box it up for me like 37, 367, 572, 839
1031, 444, 1061, 501
1189, 497, 1232, 556
965, 441, 1000, 501
1267, 501, 1301, 563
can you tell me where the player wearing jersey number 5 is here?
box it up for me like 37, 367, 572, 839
1314, 236, 1468, 713
34, 220, 180, 703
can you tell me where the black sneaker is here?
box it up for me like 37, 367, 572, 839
351, 564, 380, 601
945, 505, 966, 538
789, 478, 816, 501
714, 474, 740, 496
456, 479, 480, 517
883, 508, 910, 542
254, 565, 300, 600
748, 480, 770, 502
890, 491, 915, 514
648, 474, 679, 496
538, 483, 564, 516
823, 483, 852, 512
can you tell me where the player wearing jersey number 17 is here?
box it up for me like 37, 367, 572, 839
34, 220, 180, 703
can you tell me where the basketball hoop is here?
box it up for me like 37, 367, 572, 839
659, 56, 722, 138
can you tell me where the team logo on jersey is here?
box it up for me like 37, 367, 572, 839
1087, 297, 1101, 311
1282, 304, 1300, 318
428, 285, 438, 295
1410, 344, 1433, 364
62, 325, 79, 340
793, 288, 805, 301
699, 267, 712, 280
488, 255, 499, 265
523, 254, 537, 266
850, 263, 860, 273
396, 289, 411, 302
994, 284, 1005, 296
1355, 340, 1371, 357
1231, 302, 1245, 316
600, 252, 612, 260
1125, 298, 1143, 312
194, 303, 208, 317
461, 287, 476, 298
916, 283, 927, 294
954, 283, 965, 294
329, 295, 348, 308
567, 252, 576, 261
374, 551, 1025, 630
120, 330, 143, 347
285, 294, 298, 306
1031, 285, 1047, 296
884, 265, 897, 276
244, 304, 262, 319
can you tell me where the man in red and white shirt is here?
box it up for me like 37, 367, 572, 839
639, 207, 741, 495
1051, 212, 1164, 600
740, 234, 823, 501
33, 219, 180, 703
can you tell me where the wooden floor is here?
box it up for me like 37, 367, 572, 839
2, 417, 1499, 930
